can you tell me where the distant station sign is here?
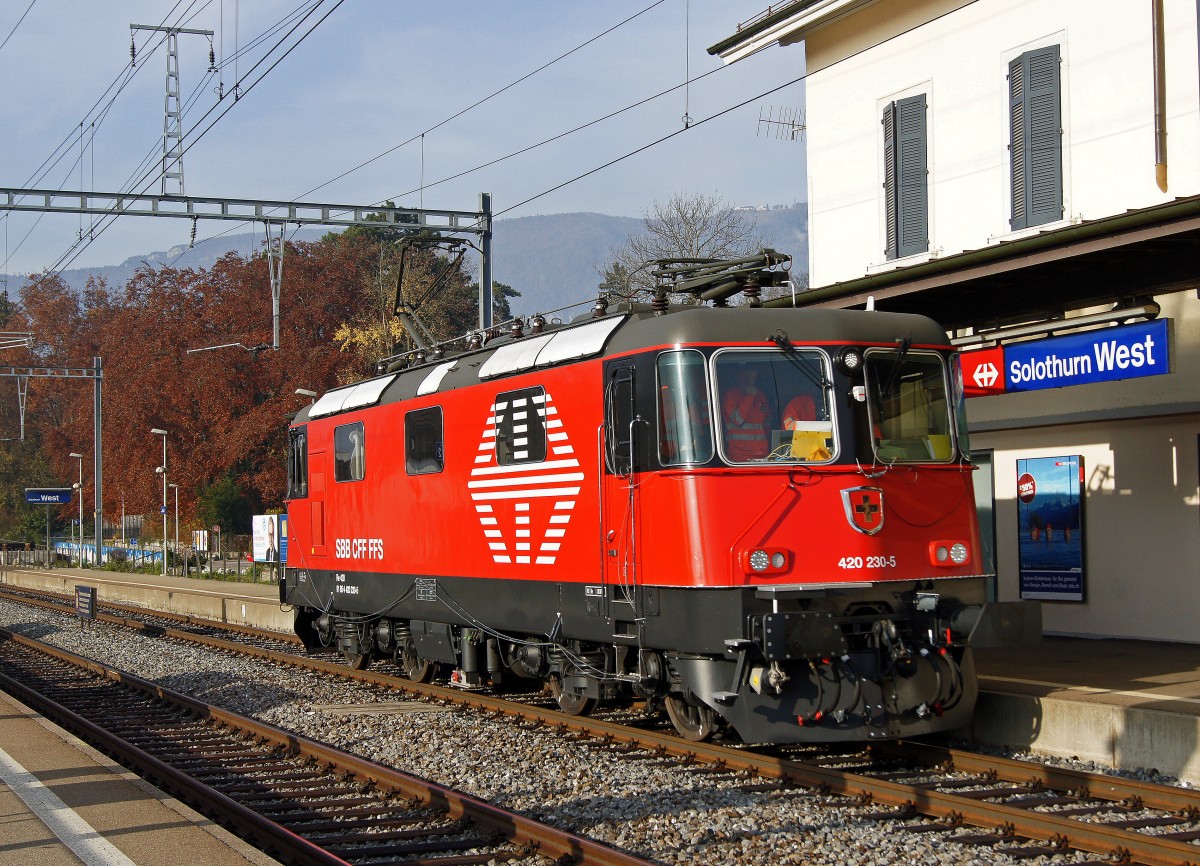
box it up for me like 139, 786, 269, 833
75, 585, 97, 621
961, 319, 1170, 397
25, 488, 73, 504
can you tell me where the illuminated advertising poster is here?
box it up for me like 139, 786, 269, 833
1017, 456, 1085, 601
252, 514, 281, 563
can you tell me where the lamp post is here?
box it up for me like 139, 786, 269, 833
69, 452, 84, 566
151, 428, 168, 576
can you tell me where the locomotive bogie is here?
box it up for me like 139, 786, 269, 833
284, 304, 989, 742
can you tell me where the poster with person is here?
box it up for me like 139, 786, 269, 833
1017, 456, 1085, 601
252, 514, 281, 563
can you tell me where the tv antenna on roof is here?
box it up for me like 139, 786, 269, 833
757, 105, 806, 142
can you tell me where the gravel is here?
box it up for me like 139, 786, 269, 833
0, 601, 1186, 865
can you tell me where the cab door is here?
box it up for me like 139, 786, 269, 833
308, 449, 327, 558
600, 362, 642, 619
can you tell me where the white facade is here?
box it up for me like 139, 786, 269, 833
800, 0, 1200, 286
716, 0, 1200, 642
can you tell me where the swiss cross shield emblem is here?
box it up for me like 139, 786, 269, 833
841, 487, 884, 535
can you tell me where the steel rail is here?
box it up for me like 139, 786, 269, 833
4, 584, 1200, 865
0, 628, 656, 866
877, 740, 1200, 816
0, 634, 352, 865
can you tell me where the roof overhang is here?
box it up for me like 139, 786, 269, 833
764, 195, 1200, 331
708, 0, 872, 63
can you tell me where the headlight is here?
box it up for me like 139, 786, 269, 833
740, 547, 790, 574
929, 541, 970, 567
836, 347, 863, 374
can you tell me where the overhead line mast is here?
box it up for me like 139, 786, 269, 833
0, 187, 496, 345
130, 24, 217, 196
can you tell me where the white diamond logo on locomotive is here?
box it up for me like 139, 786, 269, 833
468, 390, 583, 565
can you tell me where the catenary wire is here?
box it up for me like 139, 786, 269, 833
37, 1, 342, 279
158, 1, 683, 264
296, 0, 670, 202
1, 0, 322, 282
0, 0, 39, 56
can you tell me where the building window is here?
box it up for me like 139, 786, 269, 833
494, 386, 547, 466
334, 421, 365, 482
405, 407, 444, 475
882, 93, 928, 260
1009, 45, 1063, 230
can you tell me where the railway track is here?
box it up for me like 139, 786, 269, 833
0, 626, 655, 866
3, 584, 1200, 865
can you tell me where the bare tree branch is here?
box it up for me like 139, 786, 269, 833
600, 192, 770, 299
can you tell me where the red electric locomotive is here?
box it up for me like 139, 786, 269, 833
283, 254, 990, 743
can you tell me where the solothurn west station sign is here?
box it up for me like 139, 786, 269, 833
960, 319, 1171, 398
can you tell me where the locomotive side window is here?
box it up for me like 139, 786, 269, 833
864, 349, 954, 462
334, 421, 366, 482
405, 407, 444, 475
715, 349, 833, 464
493, 386, 547, 466
605, 366, 638, 474
657, 351, 712, 465
286, 425, 308, 498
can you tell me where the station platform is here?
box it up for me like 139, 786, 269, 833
0, 564, 292, 632
0, 689, 279, 866
971, 637, 1200, 783
2, 566, 1199, 784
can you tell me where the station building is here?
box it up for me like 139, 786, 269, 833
710, 0, 1200, 643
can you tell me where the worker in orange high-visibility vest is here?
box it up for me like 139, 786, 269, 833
721, 364, 770, 461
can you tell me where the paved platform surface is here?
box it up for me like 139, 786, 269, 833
0, 689, 280, 866
4, 566, 1200, 782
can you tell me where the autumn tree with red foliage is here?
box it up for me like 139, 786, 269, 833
0, 231, 489, 542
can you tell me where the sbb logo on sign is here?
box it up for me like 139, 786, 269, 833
961, 347, 1005, 397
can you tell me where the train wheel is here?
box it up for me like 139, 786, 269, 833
343, 650, 372, 670
399, 639, 435, 683
548, 676, 597, 716
665, 694, 717, 741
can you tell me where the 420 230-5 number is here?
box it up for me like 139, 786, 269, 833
837, 555, 897, 569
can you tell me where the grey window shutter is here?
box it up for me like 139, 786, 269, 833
883, 104, 897, 259
883, 94, 928, 260
1010, 45, 1062, 229
895, 94, 928, 257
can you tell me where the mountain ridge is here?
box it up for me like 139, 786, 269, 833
3, 205, 807, 317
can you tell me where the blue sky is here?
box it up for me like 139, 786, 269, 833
0, 1, 807, 276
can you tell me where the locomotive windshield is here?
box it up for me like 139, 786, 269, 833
713, 349, 833, 464
864, 348, 955, 462
657, 351, 714, 465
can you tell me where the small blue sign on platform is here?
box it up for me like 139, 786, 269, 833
25, 488, 73, 505
75, 585, 97, 620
